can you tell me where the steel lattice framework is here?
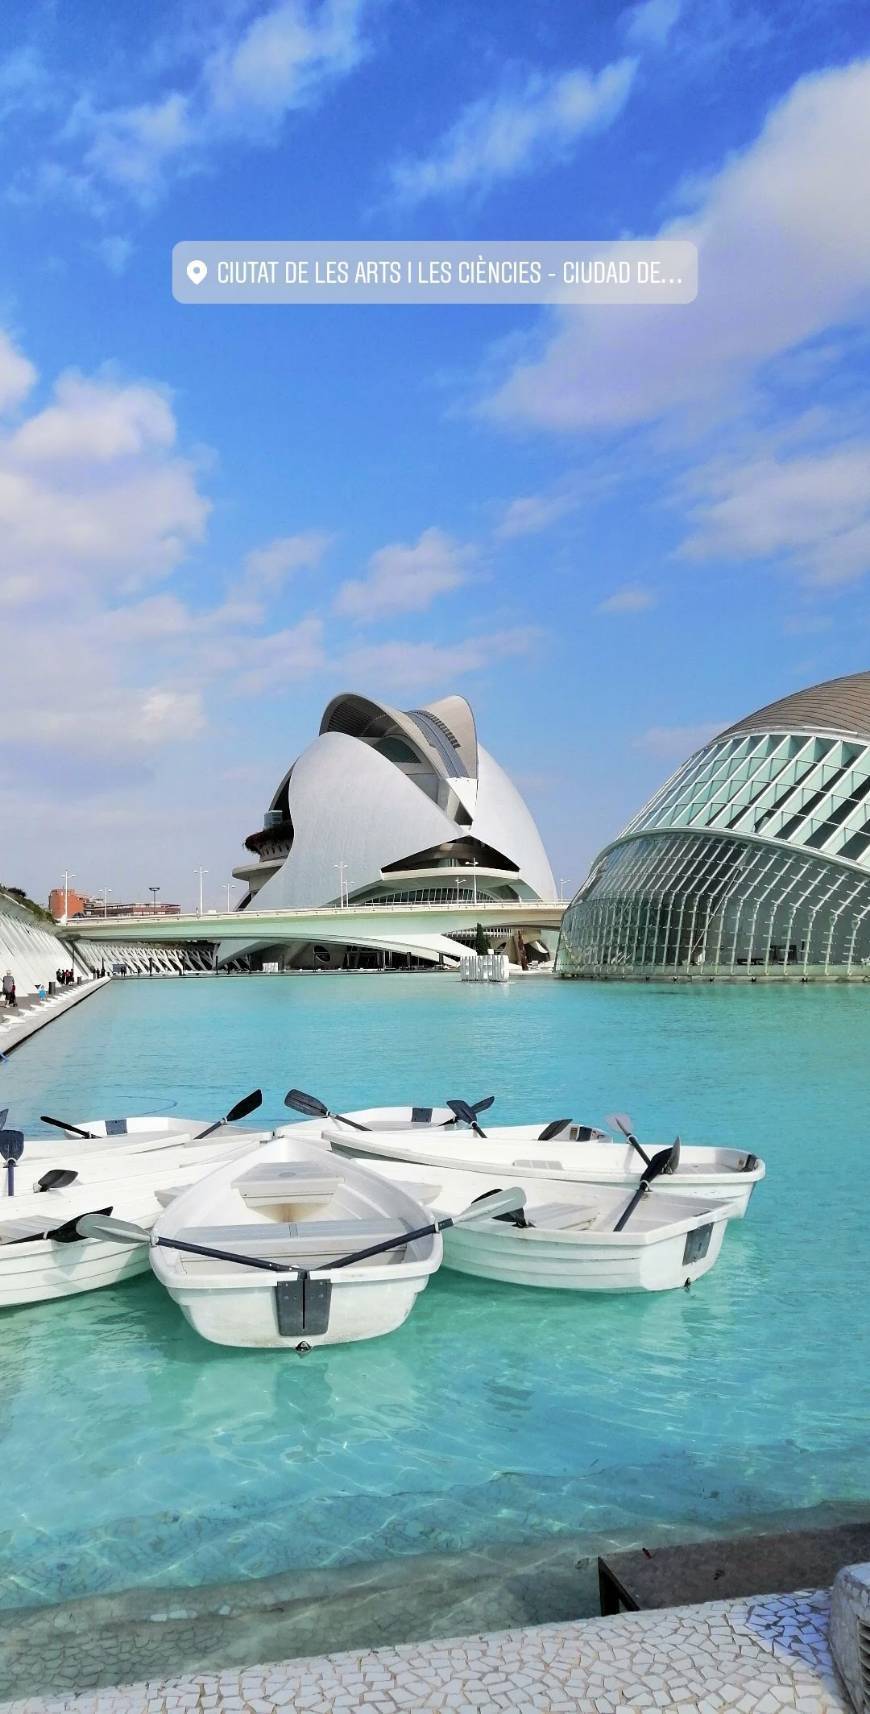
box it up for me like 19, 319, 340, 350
557, 673, 870, 980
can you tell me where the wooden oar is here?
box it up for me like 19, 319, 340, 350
442, 1096, 494, 1129
0, 1129, 24, 1197
446, 1098, 491, 1138
284, 1089, 370, 1132
606, 1112, 652, 1169
53, 1188, 527, 1279
327, 1186, 526, 1270
193, 1088, 263, 1141
613, 1139, 681, 1232
48, 1211, 290, 1272
40, 1115, 97, 1140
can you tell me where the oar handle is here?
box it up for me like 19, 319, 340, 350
192, 1119, 223, 1141
333, 1112, 370, 1132
626, 1134, 652, 1168
40, 1115, 95, 1140
613, 1181, 650, 1232
328, 1215, 445, 1270
154, 1234, 289, 1274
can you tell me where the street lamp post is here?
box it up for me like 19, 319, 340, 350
471, 859, 478, 907
195, 868, 208, 917
149, 885, 160, 913
99, 887, 111, 917
334, 861, 348, 908
62, 869, 75, 921
225, 881, 233, 912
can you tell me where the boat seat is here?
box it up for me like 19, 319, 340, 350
521, 1202, 598, 1231
172, 1218, 409, 1257
232, 1163, 343, 1207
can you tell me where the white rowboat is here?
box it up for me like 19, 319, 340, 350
322, 1120, 765, 1215
366, 1159, 740, 1293
149, 1136, 443, 1351
0, 1137, 258, 1307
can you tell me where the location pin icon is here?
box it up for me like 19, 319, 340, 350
186, 259, 208, 285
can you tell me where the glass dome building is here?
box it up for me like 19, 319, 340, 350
557, 670, 870, 980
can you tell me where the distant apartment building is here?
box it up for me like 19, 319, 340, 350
48, 890, 181, 921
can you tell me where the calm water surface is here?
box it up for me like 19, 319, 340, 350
0, 973, 867, 1609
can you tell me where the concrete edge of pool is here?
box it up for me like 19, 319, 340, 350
0, 1586, 850, 1713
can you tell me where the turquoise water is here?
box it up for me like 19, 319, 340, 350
0, 974, 868, 1611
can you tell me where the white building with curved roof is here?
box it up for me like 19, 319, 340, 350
557, 669, 870, 980
228, 691, 557, 969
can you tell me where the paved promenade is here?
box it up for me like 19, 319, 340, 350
0, 1587, 847, 1713
0, 975, 110, 1055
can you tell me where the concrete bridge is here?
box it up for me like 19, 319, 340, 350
66, 900, 566, 967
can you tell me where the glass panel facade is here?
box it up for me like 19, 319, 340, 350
557, 720, 870, 980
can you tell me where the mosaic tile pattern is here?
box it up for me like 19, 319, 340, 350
0, 1587, 850, 1713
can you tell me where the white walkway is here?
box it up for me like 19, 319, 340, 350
0, 975, 111, 1056
0, 1588, 847, 1713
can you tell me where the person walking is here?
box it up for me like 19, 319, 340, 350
2, 970, 16, 1008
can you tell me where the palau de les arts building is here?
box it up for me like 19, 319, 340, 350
227, 691, 558, 970
557, 670, 870, 981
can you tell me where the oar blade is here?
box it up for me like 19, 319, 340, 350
0, 1129, 24, 1165
470, 1096, 495, 1116
49, 1210, 151, 1246
454, 1186, 526, 1226
284, 1089, 328, 1118
225, 1088, 263, 1124
606, 1112, 633, 1138
37, 1168, 78, 1192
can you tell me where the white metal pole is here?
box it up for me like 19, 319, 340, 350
63, 869, 74, 919
101, 887, 111, 916
472, 860, 477, 906
195, 868, 208, 916
226, 882, 232, 911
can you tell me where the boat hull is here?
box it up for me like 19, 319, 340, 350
443, 1210, 729, 1292
325, 1128, 763, 1216
0, 1233, 150, 1306
166, 1265, 432, 1349
150, 1135, 442, 1350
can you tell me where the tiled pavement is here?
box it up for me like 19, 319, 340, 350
0, 1587, 849, 1713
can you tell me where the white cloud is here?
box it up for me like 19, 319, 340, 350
205, 0, 368, 121
68, 0, 373, 201
680, 441, 870, 586
243, 529, 334, 587
495, 488, 579, 539
231, 617, 327, 693
341, 628, 539, 692
10, 372, 176, 464
0, 331, 37, 413
334, 527, 475, 621
635, 722, 724, 757
485, 58, 870, 431
596, 584, 657, 614
0, 366, 206, 608
624, 0, 682, 48
96, 235, 135, 275
389, 58, 636, 206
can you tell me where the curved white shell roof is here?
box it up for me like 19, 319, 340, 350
232, 692, 556, 950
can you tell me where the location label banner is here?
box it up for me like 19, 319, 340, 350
173, 241, 698, 306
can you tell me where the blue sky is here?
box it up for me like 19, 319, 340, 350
1, 0, 869, 909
